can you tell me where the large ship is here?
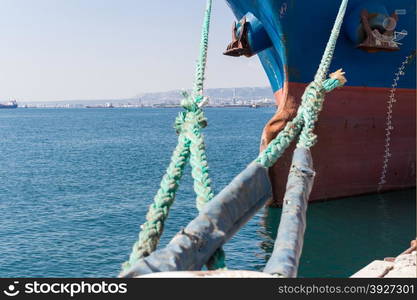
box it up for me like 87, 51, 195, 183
85, 103, 114, 109
224, 0, 416, 205
0, 100, 18, 109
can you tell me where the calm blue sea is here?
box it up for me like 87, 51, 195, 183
0, 108, 415, 278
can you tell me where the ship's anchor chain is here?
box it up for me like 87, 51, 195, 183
377, 51, 416, 192
121, 0, 227, 272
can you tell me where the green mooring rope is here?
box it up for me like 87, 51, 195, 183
256, 0, 348, 167
122, 0, 226, 272
122, 0, 348, 273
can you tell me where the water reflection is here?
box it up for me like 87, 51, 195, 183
256, 207, 282, 270
254, 189, 415, 277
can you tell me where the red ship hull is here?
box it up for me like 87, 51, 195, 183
270, 83, 416, 204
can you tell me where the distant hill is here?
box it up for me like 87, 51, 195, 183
20, 86, 274, 106
139, 87, 273, 104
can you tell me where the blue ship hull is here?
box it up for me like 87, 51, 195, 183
225, 0, 416, 203
0, 104, 18, 109
226, 0, 416, 91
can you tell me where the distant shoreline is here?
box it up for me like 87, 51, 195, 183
15, 105, 276, 109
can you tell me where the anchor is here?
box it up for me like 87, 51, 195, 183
223, 17, 252, 57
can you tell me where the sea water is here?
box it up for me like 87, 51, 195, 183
0, 108, 415, 277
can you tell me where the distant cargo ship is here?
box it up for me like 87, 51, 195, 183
0, 100, 18, 109
85, 103, 114, 109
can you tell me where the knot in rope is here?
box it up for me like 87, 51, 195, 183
175, 93, 208, 134
322, 78, 342, 93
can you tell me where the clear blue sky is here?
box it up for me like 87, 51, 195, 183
0, 0, 268, 101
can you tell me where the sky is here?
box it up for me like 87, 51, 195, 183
0, 0, 268, 102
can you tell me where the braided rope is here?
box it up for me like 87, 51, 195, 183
122, 136, 190, 270
314, 0, 348, 84
256, 0, 348, 167
187, 121, 215, 211
193, 0, 212, 98
122, 0, 226, 272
